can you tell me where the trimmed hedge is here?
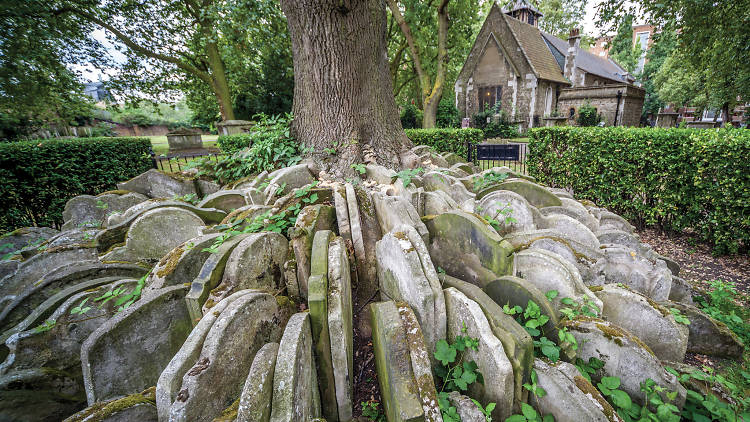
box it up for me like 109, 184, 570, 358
527, 127, 750, 254
0, 137, 153, 233
216, 133, 253, 154
405, 128, 484, 158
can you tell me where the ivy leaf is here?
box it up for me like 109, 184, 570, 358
434, 339, 456, 366
610, 389, 632, 409
600, 376, 621, 390
521, 402, 538, 419
545, 290, 559, 300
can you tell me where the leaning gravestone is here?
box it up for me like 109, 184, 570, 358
116, 169, 198, 199
101, 207, 205, 264
155, 290, 253, 421
444, 287, 514, 421
370, 301, 424, 422
236, 342, 280, 422
81, 284, 192, 404
269, 312, 321, 422
62, 192, 148, 231
327, 237, 354, 421
168, 291, 291, 421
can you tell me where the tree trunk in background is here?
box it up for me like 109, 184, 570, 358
281, 0, 412, 177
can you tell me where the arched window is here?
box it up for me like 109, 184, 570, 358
569, 108, 576, 118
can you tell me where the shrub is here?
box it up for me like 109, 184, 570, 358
576, 102, 602, 126
193, 114, 303, 185
405, 128, 483, 158
436, 98, 460, 128
400, 103, 422, 129
483, 121, 520, 139
216, 113, 289, 154
527, 126, 750, 254
117, 111, 154, 127
0, 137, 152, 233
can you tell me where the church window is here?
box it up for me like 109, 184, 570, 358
479, 86, 502, 111
528, 14, 535, 25
569, 108, 575, 118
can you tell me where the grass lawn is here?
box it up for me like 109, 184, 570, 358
483, 137, 529, 144
147, 134, 219, 156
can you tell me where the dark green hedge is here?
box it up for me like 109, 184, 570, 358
405, 128, 484, 158
527, 127, 750, 254
216, 134, 253, 154
0, 137, 153, 233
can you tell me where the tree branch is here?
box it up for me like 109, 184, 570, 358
385, 0, 431, 101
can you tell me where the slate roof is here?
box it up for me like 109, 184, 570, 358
503, 14, 569, 84
541, 32, 634, 83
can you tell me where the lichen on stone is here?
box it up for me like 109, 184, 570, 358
596, 322, 655, 356
211, 397, 239, 422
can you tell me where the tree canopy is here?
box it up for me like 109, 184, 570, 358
597, 0, 750, 114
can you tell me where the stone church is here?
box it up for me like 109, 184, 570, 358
455, 0, 645, 130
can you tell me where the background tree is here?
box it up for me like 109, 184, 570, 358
639, 29, 677, 119
607, 14, 641, 74
536, 0, 587, 38
0, 1, 98, 139
386, 0, 480, 128
597, 0, 750, 122
281, 0, 413, 177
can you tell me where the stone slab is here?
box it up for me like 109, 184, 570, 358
269, 312, 321, 422
327, 237, 354, 421
236, 342, 279, 422
370, 301, 423, 422
423, 210, 513, 287
81, 284, 192, 404
168, 292, 289, 421
444, 287, 513, 421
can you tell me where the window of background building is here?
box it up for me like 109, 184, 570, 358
479, 86, 502, 111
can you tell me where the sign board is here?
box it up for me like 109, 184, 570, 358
476, 143, 520, 161
461, 118, 470, 129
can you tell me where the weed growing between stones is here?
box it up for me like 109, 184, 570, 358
505, 369, 555, 421
173, 193, 200, 205
434, 324, 495, 421
394, 167, 423, 188
361, 400, 385, 421
472, 171, 509, 192
203, 182, 319, 253
502, 296, 578, 363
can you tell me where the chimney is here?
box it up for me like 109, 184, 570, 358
564, 28, 581, 86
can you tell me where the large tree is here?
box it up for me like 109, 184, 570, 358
280, 0, 413, 176
597, 0, 750, 121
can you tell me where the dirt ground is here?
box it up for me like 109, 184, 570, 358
636, 228, 750, 297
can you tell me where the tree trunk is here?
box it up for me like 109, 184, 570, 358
205, 32, 236, 121
281, 0, 412, 177
721, 102, 731, 128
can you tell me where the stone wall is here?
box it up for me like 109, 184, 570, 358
557, 84, 645, 127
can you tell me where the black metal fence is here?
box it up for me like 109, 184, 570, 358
151, 152, 225, 172
466, 140, 528, 174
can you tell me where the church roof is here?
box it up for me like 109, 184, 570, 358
541, 32, 634, 83
503, 14, 569, 84
502, 0, 542, 16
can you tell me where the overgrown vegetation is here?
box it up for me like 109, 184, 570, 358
473, 105, 519, 139
575, 103, 602, 127
528, 126, 750, 254
0, 137, 152, 233
191, 114, 305, 185
434, 325, 495, 421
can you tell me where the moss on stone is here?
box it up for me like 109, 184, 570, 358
211, 397, 240, 422
511, 235, 598, 264
45, 243, 97, 254
100, 241, 126, 256
644, 296, 671, 318
596, 322, 655, 356
156, 245, 186, 278
65, 387, 156, 422
573, 375, 619, 422
589, 285, 604, 292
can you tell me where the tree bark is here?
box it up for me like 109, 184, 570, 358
281, 0, 412, 177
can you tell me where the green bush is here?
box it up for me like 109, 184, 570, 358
405, 128, 484, 158
0, 137, 152, 233
436, 98, 460, 128
527, 126, 750, 254
216, 113, 289, 154
576, 102, 602, 126
400, 103, 422, 129
193, 114, 304, 185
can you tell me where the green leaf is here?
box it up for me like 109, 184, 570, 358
521, 403, 537, 419
610, 389, 632, 410
545, 290, 559, 300
600, 376, 621, 390
434, 339, 457, 366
